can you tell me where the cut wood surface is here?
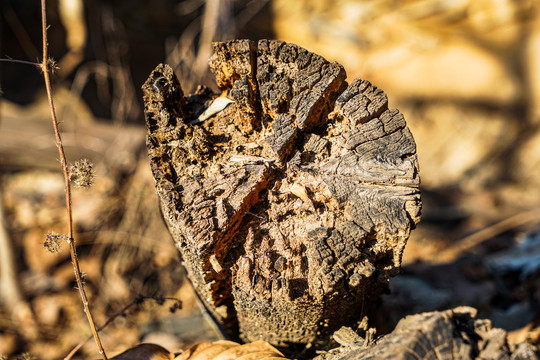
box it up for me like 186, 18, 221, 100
142, 40, 421, 352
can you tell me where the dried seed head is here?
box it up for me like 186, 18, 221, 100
69, 159, 95, 188
169, 300, 182, 313
44, 232, 66, 253
47, 58, 59, 74
39, 57, 59, 75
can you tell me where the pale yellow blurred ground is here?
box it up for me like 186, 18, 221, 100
272, 0, 540, 190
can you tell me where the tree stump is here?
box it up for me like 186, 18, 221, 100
142, 40, 421, 352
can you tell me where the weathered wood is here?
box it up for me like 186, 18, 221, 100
316, 307, 539, 360
142, 39, 421, 352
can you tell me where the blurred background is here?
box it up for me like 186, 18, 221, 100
1, 0, 539, 358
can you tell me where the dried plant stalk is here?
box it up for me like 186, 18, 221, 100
39, 0, 107, 359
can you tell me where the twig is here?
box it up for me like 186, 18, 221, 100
0, 58, 40, 67
39, 0, 107, 359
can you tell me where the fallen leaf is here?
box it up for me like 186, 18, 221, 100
174, 340, 288, 360
110, 343, 173, 360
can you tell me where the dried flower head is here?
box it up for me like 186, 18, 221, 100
44, 232, 67, 253
47, 57, 59, 74
69, 159, 95, 188
39, 57, 59, 75
169, 300, 182, 313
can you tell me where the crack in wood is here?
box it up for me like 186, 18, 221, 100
142, 39, 421, 354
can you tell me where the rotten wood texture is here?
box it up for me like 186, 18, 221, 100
317, 307, 539, 360
142, 40, 421, 351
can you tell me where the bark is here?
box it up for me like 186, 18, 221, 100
317, 307, 539, 360
142, 40, 421, 352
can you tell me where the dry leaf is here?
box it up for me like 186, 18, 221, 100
175, 341, 238, 360
110, 343, 173, 360
174, 340, 289, 360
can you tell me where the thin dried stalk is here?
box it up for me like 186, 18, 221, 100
39, 0, 108, 359
0, 58, 40, 66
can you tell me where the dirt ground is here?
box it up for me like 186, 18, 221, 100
0, 1, 539, 359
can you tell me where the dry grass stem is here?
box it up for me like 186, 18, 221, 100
40, 0, 108, 358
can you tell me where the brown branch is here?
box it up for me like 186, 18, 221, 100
39, 0, 107, 359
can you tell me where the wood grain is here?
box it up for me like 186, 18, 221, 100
142, 39, 421, 351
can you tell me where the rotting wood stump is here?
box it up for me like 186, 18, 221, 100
142, 39, 421, 351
